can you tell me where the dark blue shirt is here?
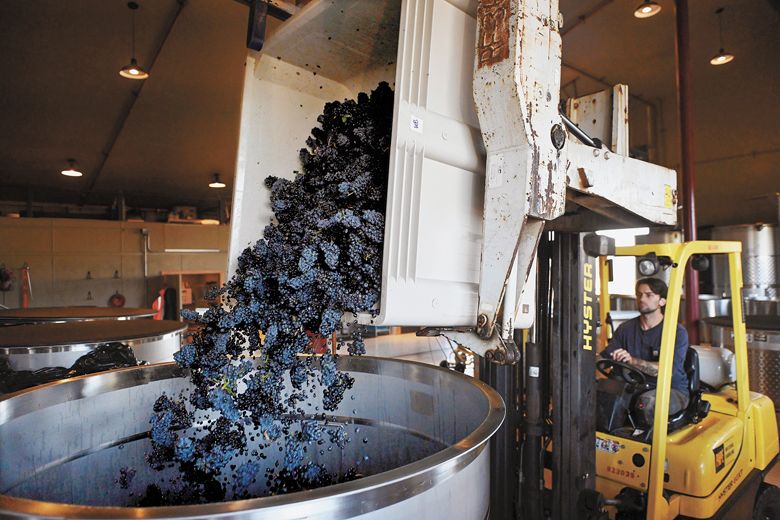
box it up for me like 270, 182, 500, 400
602, 317, 689, 393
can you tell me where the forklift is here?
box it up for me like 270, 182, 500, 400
585, 239, 780, 519
238, 1, 779, 518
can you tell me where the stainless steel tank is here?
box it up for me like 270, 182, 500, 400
744, 298, 780, 317
710, 224, 779, 300
0, 307, 155, 326
0, 320, 185, 371
698, 294, 731, 319
697, 294, 732, 345
704, 315, 780, 409
0, 356, 504, 519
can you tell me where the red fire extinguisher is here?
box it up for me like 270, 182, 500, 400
20, 264, 32, 309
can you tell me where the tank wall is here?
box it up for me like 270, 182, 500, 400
352, 447, 489, 519
707, 320, 780, 409
0, 367, 190, 493
3, 332, 182, 371
0, 359, 501, 518
710, 224, 779, 299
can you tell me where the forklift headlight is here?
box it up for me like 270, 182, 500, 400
638, 256, 659, 276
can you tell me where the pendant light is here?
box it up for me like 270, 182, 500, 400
61, 159, 83, 177
633, 0, 662, 19
710, 8, 734, 66
119, 2, 149, 80
209, 173, 226, 189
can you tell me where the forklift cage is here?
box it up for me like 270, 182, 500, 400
597, 240, 750, 519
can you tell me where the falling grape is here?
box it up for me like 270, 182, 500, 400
141, 82, 393, 504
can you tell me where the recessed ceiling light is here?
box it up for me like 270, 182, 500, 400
61, 159, 83, 177
634, 0, 662, 19
209, 173, 226, 189
119, 2, 150, 80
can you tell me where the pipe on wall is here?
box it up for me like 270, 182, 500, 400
141, 228, 149, 279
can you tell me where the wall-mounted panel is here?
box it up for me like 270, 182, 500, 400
120, 225, 145, 253
147, 254, 183, 276
0, 221, 52, 254
164, 224, 228, 251
53, 227, 121, 254
121, 254, 144, 279
2, 218, 228, 308
180, 253, 227, 273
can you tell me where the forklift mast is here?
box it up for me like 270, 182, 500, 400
233, 1, 680, 518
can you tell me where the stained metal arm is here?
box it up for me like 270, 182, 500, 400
417, 327, 520, 364
421, 0, 676, 365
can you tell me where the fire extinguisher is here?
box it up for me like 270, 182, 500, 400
20, 264, 32, 309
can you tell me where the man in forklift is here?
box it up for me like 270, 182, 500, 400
601, 278, 689, 424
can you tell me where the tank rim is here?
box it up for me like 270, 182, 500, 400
0, 356, 505, 519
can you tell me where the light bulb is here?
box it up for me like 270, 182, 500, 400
119, 59, 149, 80
61, 160, 83, 177
710, 50, 734, 66
634, 0, 661, 19
209, 174, 226, 189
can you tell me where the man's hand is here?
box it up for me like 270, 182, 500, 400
611, 348, 633, 364
611, 348, 659, 377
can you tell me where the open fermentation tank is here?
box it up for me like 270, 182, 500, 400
228, 0, 535, 331
0, 307, 155, 326
0, 356, 504, 519
0, 319, 186, 371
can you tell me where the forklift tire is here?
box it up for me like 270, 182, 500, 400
753, 482, 780, 520
577, 489, 609, 520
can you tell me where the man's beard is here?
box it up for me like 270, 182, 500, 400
638, 305, 657, 315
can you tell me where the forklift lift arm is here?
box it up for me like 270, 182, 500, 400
444, 0, 676, 362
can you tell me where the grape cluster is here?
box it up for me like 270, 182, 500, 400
143, 82, 393, 504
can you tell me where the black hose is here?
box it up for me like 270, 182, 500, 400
522, 340, 544, 519
560, 112, 601, 149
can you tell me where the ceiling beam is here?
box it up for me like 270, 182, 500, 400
80, 0, 187, 204
231, 0, 300, 20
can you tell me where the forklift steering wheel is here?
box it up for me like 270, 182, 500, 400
596, 358, 647, 386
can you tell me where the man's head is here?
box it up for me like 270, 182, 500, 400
635, 277, 667, 315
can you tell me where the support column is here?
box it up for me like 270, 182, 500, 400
675, 0, 700, 343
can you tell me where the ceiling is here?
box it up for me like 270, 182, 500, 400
0, 0, 248, 214
0, 0, 778, 226
559, 0, 780, 227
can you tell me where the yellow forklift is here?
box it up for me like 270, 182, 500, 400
590, 240, 780, 519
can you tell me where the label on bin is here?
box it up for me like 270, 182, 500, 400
410, 115, 424, 133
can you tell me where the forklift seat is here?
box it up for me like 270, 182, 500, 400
597, 348, 713, 440
667, 347, 711, 433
